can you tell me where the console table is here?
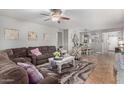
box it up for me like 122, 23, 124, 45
81, 48, 92, 55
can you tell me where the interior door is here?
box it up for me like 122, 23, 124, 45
102, 32, 108, 53
63, 30, 68, 51
57, 30, 68, 51
108, 32, 118, 51
108, 36, 118, 51
57, 32, 63, 48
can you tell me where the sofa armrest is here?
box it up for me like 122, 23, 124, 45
28, 54, 37, 65
37, 76, 58, 84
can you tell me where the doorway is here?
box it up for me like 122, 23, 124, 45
102, 31, 119, 53
108, 36, 118, 51
57, 29, 68, 50
57, 32, 63, 48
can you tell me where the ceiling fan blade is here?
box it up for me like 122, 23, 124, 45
60, 16, 70, 20
44, 18, 50, 21
40, 13, 49, 16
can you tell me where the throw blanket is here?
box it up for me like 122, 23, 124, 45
60, 61, 95, 84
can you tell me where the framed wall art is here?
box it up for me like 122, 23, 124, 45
4, 28, 19, 40
28, 31, 37, 41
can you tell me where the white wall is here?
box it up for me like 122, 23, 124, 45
0, 15, 59, 50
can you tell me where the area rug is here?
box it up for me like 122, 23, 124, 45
60, 61, 96, 84
37, 61, 96, 84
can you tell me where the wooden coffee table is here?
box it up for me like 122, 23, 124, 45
49, 56, 75, 73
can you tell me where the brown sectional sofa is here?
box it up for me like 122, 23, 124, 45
5, 46, 56, 65
5, 47, 32, 64
0, 46, 59, 84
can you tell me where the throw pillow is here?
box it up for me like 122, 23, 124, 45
17, 62, 31, 69
12, 57, 31, 64
17, 62, 44, 83
30, 48, 42, 56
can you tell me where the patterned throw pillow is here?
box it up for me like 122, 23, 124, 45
17, 62, 44, 83
30, 48, 42, 56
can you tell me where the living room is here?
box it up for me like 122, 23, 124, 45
1, 9, 124, 84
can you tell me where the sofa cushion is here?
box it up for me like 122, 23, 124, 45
48, 46, 56, 53
36, 59, 48, 65
48, 53, 54, 57
12, 47, 27, 57
17, 62, 44, 84
12, 57, 31, 64
36, 54, 49, 60
39, 46, 48, 54
27, 46, 56, 65
38, 76, 58, 84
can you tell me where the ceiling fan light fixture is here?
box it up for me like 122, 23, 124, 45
40, 9, 70, 23
51, 15, 60, 22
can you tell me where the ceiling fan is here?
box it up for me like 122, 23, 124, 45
40, 9, 70, 23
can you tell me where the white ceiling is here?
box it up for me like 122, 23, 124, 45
0, 9, 124, 31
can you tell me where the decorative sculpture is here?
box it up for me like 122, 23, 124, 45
71, 33, 81, 60
72, 34, 79, 47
